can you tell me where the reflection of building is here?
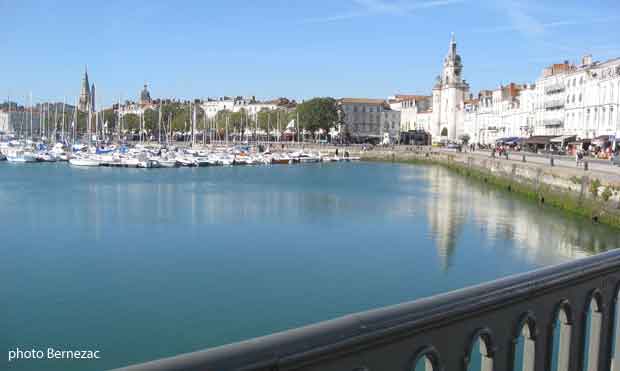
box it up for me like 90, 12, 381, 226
421, 165, 617, 270
339, 98, 400, 143
425, 166, 466, 270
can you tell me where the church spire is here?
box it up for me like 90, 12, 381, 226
448, 32, 457, 60
79, 65, 92, 111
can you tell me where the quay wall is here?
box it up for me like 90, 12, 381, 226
361, 149, 620, 229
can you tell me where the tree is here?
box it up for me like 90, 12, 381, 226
123, 113, 140, 131
459, 133, 471, 145
295, 98, 338, 133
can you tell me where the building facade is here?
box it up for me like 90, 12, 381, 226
339, 98, 400, 143
202, 96, 283, 119
463, 56, 620, 145
396, 95, 433, 132
0, 110, 42, 135
399, 35, 620, 146
431, 34, 470, 142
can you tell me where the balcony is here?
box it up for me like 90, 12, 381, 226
115, 250, 620, 371
544, 119, 564, 128
545, 100, 565, 110
545, 84, 566, 95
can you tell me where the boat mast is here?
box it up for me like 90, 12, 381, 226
192, 103, 196, 147
53, 103, 58, 143
72, 98, 77, 145
29, 92, 33, 141
225, 114, 229, 145
158, 104, 162, 144
7, 93, 10, 137
61, 98, 65, 143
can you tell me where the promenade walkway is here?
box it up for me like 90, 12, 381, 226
457, 149, 620, 184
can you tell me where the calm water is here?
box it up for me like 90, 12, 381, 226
2, 162, 619, 371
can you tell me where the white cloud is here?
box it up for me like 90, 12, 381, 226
300, 0, 465, 24
476, 1, 620, 36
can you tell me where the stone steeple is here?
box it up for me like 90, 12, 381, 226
79, 66, 91, 111
140, 83, 152, 105
441, 33, 464, 87
90, 83, 96, 112
431, 34, 470, 143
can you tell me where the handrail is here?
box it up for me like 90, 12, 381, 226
114, 249, 620, 371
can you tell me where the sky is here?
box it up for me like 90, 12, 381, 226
1, 0, 619, 107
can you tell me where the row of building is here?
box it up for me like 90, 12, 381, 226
3, 37, 619, 147
342, 34, 619, 148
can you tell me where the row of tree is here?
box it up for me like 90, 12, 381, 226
24, 97, 342, 136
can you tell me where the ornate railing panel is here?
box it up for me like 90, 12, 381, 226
115, 249, 620, 371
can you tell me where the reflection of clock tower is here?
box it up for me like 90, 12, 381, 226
431, 33, 469, 142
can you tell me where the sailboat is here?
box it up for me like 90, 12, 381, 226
6, 148, 38, 163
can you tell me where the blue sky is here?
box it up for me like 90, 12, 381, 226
1, 0, 619, 106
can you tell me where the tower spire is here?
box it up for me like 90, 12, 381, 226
448, 32, 456, 59
79, 65, 92, 111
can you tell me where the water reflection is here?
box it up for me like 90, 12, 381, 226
422, 165, 619, 270
2, 162, 620, 371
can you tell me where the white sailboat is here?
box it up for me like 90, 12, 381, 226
6, 148, 38, 163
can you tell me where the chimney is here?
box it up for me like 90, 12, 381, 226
582, 54, 593, 66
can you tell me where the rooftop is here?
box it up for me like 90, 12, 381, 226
339, 98, 386, 105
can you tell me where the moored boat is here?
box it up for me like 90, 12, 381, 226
69, 157, 100, 167
159, 158, 180, 168
6, 149, 38, 163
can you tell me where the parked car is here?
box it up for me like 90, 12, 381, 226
612, 153, 620, 166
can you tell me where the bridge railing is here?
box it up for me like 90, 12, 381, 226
115, 249, 620, 371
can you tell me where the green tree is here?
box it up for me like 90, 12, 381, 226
295, 98, 338, 133
143, 109, 159, 132
123, 113, 140, 131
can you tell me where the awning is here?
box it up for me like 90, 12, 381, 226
523, 136, 556, 145
496, 137, 522, 145
592, 135, 613, 145
550, 135, 577, 143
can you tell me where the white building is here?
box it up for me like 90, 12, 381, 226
339, 98, 400, 143
431, 34, 470, 142
202, 96, 281, 118
396, 95, 433, 132
462, 56, 620, 145
464, 84, 537, 144
401, 34, 620, 147
0, 110, 42, 134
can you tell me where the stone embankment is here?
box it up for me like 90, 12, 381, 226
362, 148, 620, 229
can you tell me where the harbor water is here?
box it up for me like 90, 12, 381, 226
2, 162, 619, 371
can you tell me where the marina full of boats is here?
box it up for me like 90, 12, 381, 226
0, 141, 360, 168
